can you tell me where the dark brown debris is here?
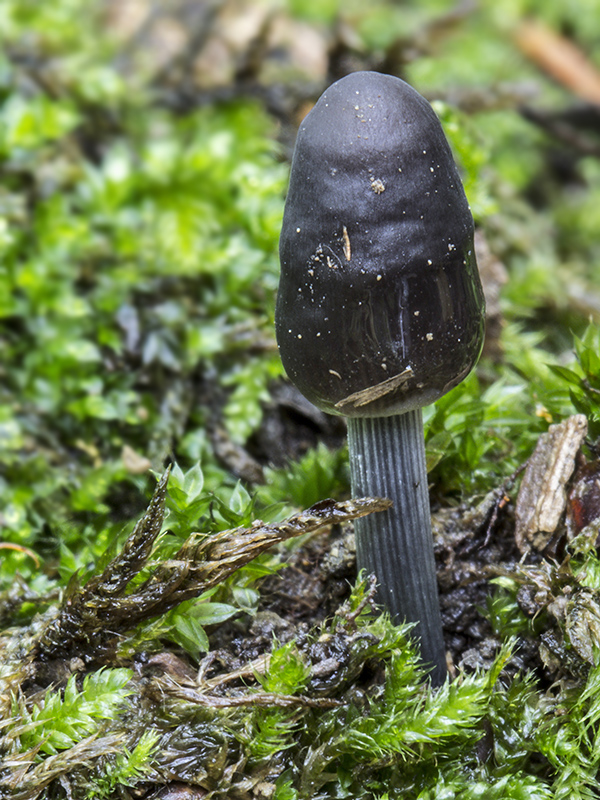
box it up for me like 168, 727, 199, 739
29, 468, 391, 674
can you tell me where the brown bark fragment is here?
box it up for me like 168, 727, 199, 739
515, 414, 588, 552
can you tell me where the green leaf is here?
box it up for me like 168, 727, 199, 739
548, 364, 584, 388
189, 602, 237, 625
172, 616, 209, 657
229, 481, 252, 516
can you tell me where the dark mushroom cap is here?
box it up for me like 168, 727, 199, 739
275, 71, 485, 417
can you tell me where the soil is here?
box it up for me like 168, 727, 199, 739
208, 485, 531, 679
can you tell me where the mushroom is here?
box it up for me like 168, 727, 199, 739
275, 71, 485, 685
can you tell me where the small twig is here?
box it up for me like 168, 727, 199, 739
478, 463, 527, 549
515, 19, 600, 104
480, 492, 512, 550
0, 543, 40, 568
149, 674, 343, 709
197, 653, 270, 690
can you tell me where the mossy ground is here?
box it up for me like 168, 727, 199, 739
3, 1, 600, 798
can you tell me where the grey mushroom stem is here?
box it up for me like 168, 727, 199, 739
347, 409, 447, 685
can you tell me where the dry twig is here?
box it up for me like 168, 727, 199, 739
515, 19, 600, 104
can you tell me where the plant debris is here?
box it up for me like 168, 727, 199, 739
28, 469, 390, 674
5, 0, 600, 797
515, 414, 588, 552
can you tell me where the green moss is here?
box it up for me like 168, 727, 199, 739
3, 0, 600, 795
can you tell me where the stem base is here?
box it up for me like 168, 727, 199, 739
348, 410, 447, 685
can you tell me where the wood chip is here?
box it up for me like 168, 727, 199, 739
515, 414, 588, 552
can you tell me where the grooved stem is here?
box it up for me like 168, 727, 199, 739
347, 410, 447, 685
